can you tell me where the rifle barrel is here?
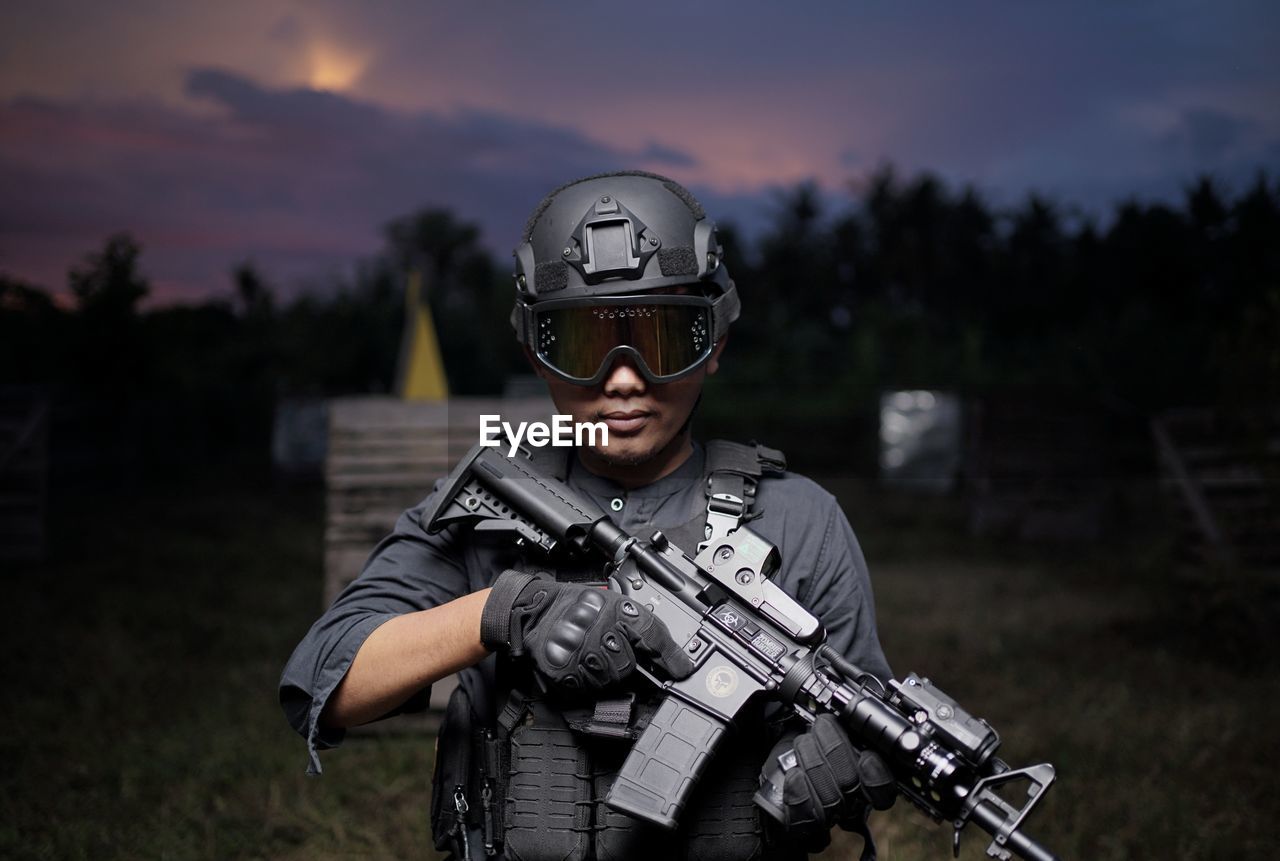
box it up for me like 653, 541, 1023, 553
969, 800, 1059, 861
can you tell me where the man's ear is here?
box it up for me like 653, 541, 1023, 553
707, 333, 729, 376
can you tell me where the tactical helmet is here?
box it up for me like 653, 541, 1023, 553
511, 171, 740, 371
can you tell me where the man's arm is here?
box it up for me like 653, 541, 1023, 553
799, 494, 893, 681
279, 493, 480, 774
321, 588, 491, 729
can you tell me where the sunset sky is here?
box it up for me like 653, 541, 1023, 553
2, 1, 1278, 303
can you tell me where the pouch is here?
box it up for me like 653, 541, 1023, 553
503, 701, 592, 861
431, 684, 477, 859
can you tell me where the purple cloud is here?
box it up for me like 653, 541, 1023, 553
2, 0, 1278, 308
0, 70, 706, 302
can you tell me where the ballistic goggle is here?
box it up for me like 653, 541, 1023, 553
513, 293, 732, 385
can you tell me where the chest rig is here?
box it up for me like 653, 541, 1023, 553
431, 441, 797, 861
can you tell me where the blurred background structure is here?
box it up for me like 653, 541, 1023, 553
1, 2, 1278, 859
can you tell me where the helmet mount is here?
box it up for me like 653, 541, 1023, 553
566, 193, 658, 284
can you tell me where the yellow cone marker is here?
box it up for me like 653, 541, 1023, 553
396, 267, 449, 401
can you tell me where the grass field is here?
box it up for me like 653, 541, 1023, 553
1, 471, 1276, 859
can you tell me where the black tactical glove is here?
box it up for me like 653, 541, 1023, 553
761, 714, 896, 852
480, 569, 696, 691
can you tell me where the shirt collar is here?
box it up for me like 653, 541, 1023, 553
566, 441, 705, 500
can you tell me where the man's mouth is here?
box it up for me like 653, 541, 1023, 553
599, 410, 653, 435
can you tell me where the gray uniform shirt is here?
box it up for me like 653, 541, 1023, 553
280, 443, 892, 774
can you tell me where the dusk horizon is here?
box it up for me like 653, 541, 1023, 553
3, 1, 1278, 304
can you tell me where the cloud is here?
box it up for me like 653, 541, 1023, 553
4, 1, 1278, 303
1165, 107, 1264, 164
266, 14, 304, 46
0, 70, 723, 301
185, 67, 385, 131
636, 142, 698, 168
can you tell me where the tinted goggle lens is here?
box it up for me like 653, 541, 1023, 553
536, 301, 712, 382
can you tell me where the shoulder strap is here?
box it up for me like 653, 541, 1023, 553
699, 440, 787, 552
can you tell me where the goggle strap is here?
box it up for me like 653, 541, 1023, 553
709, 287, 740, 342
512, 302, 536, 346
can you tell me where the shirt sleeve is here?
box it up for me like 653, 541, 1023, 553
798, 497, 894, 684
278, 488, 474, 775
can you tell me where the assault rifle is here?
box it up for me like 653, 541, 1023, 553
425, 443, 1059, 861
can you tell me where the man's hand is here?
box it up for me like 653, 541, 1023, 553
765, 714, 896, 851
480, 569, 696, 690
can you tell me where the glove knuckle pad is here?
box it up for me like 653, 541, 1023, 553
542, 636, 577, 668
566, 591, 605, 626
542, 602, 600, 668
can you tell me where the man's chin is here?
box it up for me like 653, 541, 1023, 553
588, 440, 659, 468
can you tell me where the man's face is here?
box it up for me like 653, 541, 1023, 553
533, 339, 726, 479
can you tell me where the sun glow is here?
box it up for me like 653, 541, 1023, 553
306, 42, 367, 92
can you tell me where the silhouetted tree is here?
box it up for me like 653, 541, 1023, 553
234, 262, 275, 320
65, 233, 151, 393
69, 233, 149, 317
712, 164, 1279, 420
383, 208, 524, 393
0, 277, 66, 383
4, 168, 1275, 475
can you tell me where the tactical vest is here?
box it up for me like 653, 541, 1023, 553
431, 442, 803, 861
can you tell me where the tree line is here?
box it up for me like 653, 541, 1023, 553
1, 167, 1276, 471
720, 168, 1278, 415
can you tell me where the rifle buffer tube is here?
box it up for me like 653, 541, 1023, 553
469, 451, 601, 544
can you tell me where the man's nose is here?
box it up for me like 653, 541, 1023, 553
601, 354, 648, 397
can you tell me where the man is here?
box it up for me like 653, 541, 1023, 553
281, 171, 894, 860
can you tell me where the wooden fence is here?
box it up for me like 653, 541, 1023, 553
1152, 407, 1280, 568
324, 395, 553, 726
324, 396, 552, 603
